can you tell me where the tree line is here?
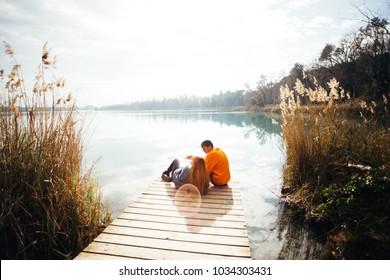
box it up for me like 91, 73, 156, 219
246, 11, 389, 108
100, 90, 246, 110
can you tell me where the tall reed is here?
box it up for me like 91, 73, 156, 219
0, 42, 111, 259
279, 74, 390, 258
279, 74, 389, 216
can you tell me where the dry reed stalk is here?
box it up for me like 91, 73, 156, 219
0, 41, 111, 259
279, 72, 389, 215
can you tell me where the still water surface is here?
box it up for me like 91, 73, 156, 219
82, 110, 322, 259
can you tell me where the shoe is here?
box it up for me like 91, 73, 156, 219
161, 174, 172, 182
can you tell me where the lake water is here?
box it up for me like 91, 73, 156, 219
81, 109, 323, 259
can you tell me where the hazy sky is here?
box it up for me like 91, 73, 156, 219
1, 0, 389, 106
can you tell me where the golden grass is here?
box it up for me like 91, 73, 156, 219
279, 73, 389, 216
0, 42, 111, 259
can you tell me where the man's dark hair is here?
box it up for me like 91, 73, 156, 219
201, 140, 213, 148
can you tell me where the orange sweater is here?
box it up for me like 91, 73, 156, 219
205, 148, 230, 185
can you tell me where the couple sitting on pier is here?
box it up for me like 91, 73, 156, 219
161, 140, 230, 195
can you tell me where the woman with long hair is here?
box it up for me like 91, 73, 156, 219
161, 156, 209, 195
189, 156, 209, 195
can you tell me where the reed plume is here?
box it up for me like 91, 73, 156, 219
0, 41, 111, 259
279, 72, 389, 217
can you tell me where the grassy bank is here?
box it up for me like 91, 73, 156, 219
0, 42, 111, 259
279, 75, 389, 259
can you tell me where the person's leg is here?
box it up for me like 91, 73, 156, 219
210, 173, 228, 187
171, 159, 180, 174
163, 159, 180, 174
210, 173, 215, 186
162, 159, 180, 182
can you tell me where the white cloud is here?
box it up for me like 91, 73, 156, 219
285, 0, 321, 9
311, 15, 334, 25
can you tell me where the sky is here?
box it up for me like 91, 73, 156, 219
0, 0, 389, 106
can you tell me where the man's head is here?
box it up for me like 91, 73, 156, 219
201, 140, 213, 154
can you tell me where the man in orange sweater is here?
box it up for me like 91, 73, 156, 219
198, 140, 231, 186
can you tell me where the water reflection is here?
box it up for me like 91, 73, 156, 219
82, 109, 320, 259
277, 203, 325, 259
121, 110, 282, 147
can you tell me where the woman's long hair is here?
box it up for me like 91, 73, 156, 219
190, 157, 210, 195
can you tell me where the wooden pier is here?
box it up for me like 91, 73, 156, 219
75, 179, 251, 260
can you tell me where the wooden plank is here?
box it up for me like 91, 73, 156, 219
128, 202, 245, 216
148, 179, 241, 192
116, 212, 246, 229
111, 218, 249, 237
143, 189, 242, 201
139, 193, 240, 204
123, 207, 246, 222
147, 185, 241, 197
102, 225, 250, 247
75, 252, 136, 260
74, 178, 251, 260
119, 205, 247, 232
136, 197, 239, 210
78, 241, 247, 260
93, 233, 250, 257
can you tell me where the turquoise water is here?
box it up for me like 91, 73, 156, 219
82, 110, 288, 259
